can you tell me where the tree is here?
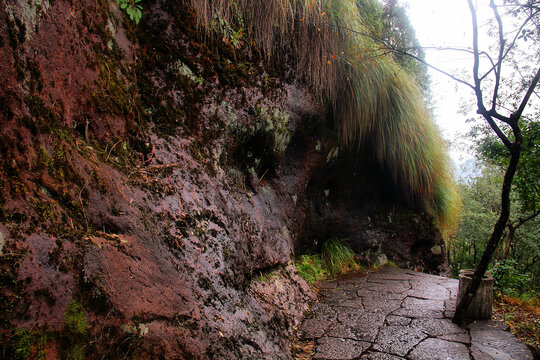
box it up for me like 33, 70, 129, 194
450, 165, 501, 275
471, 117, 540, 263
448, 0, 539, 324
451, 163, 540, 296
314, 0, 537, 318
355, 0, 431, 96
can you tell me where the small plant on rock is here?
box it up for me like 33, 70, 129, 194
295, 254, 329, 284
115, 0, 143, 24
296, 240, 360, 284
322, 239, 360, 275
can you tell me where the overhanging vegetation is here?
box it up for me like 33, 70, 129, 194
190, 0, 461, 239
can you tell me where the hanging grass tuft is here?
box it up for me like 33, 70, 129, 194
190, 0, 461, 239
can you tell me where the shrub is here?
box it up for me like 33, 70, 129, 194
492, 260, 533, 297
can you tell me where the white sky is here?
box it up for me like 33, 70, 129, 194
400, 0, 491, 167
387, 0, 540, 183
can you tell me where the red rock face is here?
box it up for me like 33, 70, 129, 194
0, 0, 446, 358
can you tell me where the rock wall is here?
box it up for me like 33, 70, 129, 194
0, 0, 446, 358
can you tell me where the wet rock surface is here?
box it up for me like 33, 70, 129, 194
0, 0, 451, 358
297, 267, 534, 360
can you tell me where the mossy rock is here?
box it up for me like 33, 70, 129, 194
64, 301, 88, 336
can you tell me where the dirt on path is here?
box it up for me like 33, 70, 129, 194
293, 267, 535, 360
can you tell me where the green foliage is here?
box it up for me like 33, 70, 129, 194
115, 0, 143, 24
492, 260, 533, 298
355, 0, 383, 32
354, 0, 430, 94
296, 254, 329, 284
449, 166, 501, 276
321, 239, 360, 275
472, 118, 540, 214
63, 301, 88, 360
8, 329, 32, 360
191, 0, 460, 239
66, 344, 85, 360
211, 12, 244, 48
450, 164, 539, 298
253, 269, 277, 283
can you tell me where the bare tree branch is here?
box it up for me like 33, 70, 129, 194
487, 109, 511, 123
502, 8, 540, 59
414, 46, 498, 82
467, 0, 513, 148
513, 66, 540, 121
469, 0, 482, 92
476, 7, 539, 85
483, 112, 513, 148
383, 46, 476, 90
323, 22, 478, 90
490, 0, 506, 109
517, 209, 540, 227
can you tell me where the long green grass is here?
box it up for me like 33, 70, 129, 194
321, 239, 360, 275
190, 0, 461, 239
295, 254, 329, 284
296, 239, 360, 284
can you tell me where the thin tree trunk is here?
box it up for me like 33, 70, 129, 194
502, 224, 515, 262
493, 240, 500, 263
503, 210, 540, 262
453, 1, 539, 323
453, 141, 521, 323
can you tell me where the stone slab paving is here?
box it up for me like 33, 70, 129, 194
297, 267, 535, 360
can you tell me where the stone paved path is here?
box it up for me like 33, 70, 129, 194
296, 267, 535, 360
